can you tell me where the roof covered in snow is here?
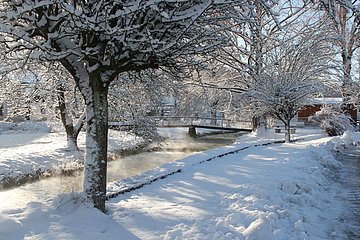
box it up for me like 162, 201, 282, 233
306, 97, 343, 105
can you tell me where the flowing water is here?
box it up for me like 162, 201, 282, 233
334, 146, 360, 239
0, 129, 243, 211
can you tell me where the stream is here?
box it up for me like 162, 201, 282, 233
0, 128, 243, 211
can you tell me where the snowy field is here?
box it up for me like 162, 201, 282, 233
0, 122, 145, 187
0, 124, 359, 239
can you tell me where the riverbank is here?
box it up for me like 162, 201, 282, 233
1, 127, 359, 239
0, 122, 145, 189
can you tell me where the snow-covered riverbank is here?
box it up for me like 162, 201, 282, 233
0, 122, 145, 189
0, 126, 359, 240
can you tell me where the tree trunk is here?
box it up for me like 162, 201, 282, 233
341, 48, 352, 100
340, 48, 353, 114
339, 5, 353, 106
70, 111, 86, 150
81, 73, 109, 212
211, 110, 217, 125
57, 89, 85, 151
252, 115, 259, 131
252, 115, 267, 131
284, 119, 291, 143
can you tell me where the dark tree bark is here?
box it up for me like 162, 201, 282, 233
284, 119, 291, 143
57, 87, 85, 151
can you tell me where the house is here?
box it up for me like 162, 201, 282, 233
298, 98, 358, 124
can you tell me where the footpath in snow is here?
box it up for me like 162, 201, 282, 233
0, 126, 359, 240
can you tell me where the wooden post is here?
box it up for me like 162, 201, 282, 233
188, 125, 197, 137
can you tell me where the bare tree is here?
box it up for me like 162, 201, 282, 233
247, 22, 337, 142
0, 1, 273, 211
320, 0, 360, 105
212, 0, 317, 130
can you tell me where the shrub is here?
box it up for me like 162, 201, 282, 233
309, 106, 354, 136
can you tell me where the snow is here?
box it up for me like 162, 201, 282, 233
108, 130, 343, 240
0, 122, 145, 186
0, 193, 138, 240
0, 124, 359, 240
307, 97, 343, 105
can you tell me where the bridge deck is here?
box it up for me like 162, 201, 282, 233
156, 124, 252, 132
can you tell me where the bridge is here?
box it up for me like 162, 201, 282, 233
152, 116, 253, 136
109, 116, 253, 136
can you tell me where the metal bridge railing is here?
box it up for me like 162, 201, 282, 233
152, 116, 252, 129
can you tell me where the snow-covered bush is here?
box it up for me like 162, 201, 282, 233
309, 106, 354, 136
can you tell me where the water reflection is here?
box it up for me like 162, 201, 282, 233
0, 172, 83, 210
107, 130, 239, 182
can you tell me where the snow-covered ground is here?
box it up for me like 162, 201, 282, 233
0, 121, 145, 188
0, 125, 359, 240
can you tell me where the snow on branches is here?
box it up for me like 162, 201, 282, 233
0, 0, 276, 76
0, 0, 277, 211
247, 20, 336, 142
